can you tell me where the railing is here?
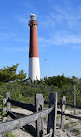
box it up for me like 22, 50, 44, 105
1, 92, 81, 137
0, 92, 57, 137
45, 95, 81, 129
58, 96, 81, 129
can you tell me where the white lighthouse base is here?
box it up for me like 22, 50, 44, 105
29, 57, 40, 81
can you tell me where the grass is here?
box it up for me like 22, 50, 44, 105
78, 110, 81, 114
57, 114, 61, 120
2, 132, 16, 137
65, 121, 78, 129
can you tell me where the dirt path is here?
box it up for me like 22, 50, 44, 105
11, 108, 77, 137
57, 109, 81, 137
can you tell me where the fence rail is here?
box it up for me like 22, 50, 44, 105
1, 92, 57, 137
0, 107, 53, 134
7, 98, 35, 112
45, 101, 81, 110
58, 96, 81, 129
57, 110, 81, 120
44, 95, 81, 129
1, 91, 81, 136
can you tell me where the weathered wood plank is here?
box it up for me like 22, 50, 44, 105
6, 92, 11, 112
47, 93, 54, 133
0, 107, 53, 134
74, 86, 76, 115
8, 111, 37, 136
6, 92, 11, 121
64, 103, 81, 109
2, 99, 7, 122
47, 92, 57, 137
8, 98, 35, 112
61, 96, 66, 129
53, 92, 57, 137
57, 110, 81, 120
35, 94, 44, 137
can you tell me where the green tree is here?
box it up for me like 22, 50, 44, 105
0, 64, 26, 82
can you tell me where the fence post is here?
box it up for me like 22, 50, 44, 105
2, 98, 7, 122
47, 92, 57, 137
61, 96, 66, 129
6, 92, 11, 121
53, 92, 57, 137
35, 94, 44, 137
74, 86, 76, 115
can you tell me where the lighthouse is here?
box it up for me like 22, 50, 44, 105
28, 14, 40, 81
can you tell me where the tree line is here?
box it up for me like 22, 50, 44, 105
0, 64, 81, 106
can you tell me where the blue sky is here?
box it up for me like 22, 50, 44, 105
0, 0, 81, 78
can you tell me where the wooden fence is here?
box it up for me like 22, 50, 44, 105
1, 92, 81, 137
45, 95, 81, 129
0, 92, 57, 137
57, 96, 81, 129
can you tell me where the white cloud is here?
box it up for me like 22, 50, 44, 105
38, 33, 81, 47
38, 6, 81, 47
39, 6, 81, 29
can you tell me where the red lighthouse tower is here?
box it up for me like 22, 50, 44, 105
29, 14, 40, 81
